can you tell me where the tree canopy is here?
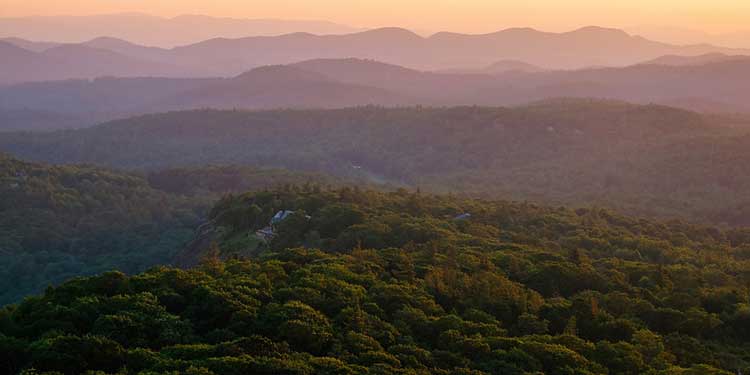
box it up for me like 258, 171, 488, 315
4, 186, 750, 374
3, 103, 750, 225
0, 155, 344, 305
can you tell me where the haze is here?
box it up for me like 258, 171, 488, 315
3, 0, 750, 35
6, 0, 750, 374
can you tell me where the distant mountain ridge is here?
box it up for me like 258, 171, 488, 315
3, 56, 750, 131
438, 60, 546, 75
0, 37, 60, 51
0, 40, 197, 85
289, 58, 497, 101
0, 13, 361, 47
163, 25, 750, 73
638, 53, 749, 66
0, 63, 418, 129
2, 25, 750, 84
156, 65, 416, 110
626, 25, 750, 49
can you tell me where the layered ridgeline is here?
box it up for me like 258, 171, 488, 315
3, 101, 750, 225
1, 26, 749, 84
4, 57, 750, 131
4, 187, 750, 374
0, 155, 342, 305
0, 15, 360, 48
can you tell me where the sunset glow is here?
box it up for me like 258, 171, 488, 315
3, 0, 750, 34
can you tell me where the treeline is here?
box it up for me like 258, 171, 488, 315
3, 102, 750, 225
146, 165, 345, 196
4, 186, 750, 374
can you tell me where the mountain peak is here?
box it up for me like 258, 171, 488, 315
85, 36, 136, 46
567, 26, 630, 37
498, 27, 543, 34
0, 40, 40, 59
0, 40, 30, 52
353, 27, 423, 40
234, 65, 331, 83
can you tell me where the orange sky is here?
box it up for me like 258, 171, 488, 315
2, 0, 749, 34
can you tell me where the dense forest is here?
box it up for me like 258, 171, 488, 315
3, 102, 750, 225
4, 186, 750, 374
0, 155, 344, 305
0, 154, 204, 305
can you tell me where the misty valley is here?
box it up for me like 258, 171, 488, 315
3, 10, 750, 375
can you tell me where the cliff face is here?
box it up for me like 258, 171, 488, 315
173, 220, 270, 268
172, 221, 218, 268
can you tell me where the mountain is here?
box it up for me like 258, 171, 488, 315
290, 58, 496, 102
0, 40, 37, 61
167, 27, 427, 75
4, 102, 750, 224
164, 26, 750, 73
0, 13, 360, 47
39, 44, 188, 77
639, 53, 749, 66
439, 59, 546, 75
2, 26, 749, 84
0, 36, 59, 51
3, 56, 750, 124
627, 25, 750, 49
158, 65, 417, 110
81, 36, 172, 62
0, 41, 50, 83
3, 186, 750, 374
492, 59, 750, 112
0, 64, 418, 128
0, 41, 197, 85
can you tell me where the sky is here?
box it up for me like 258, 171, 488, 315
2, 0, 750, 34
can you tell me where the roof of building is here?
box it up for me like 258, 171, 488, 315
271, 210, 295, 225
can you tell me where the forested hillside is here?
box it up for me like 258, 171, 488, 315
4, 186, 750, 374
0, 155, 205, 304
3, 102, 750, 225
0, 156, 344, 305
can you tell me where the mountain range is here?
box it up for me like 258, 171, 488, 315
0, 40, 196, 85
2, 26, 750, 85
0, 13, 360, 47
639, 52, 750, 66
2, 55, 750, 130
627, 25, 750, 49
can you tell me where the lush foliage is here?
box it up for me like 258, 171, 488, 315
0, 156, 343, 305
5, 186, 750, 374
3, 102, 750, 225
0, 155, 206, 305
